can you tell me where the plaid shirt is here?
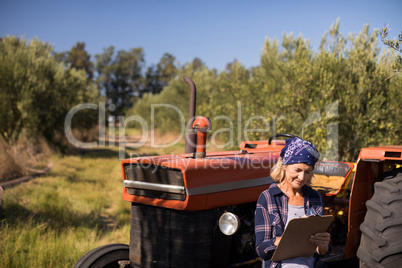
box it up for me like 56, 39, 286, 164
255, 183, 324, 268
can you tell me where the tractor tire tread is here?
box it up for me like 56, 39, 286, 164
357, 170, 402, 268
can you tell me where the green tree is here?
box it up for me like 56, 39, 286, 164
0, 36, 99, 147
191, 57, 205, 71
95, 46, 145, 116
380, 25, 402, 78
254, 20, 400, 160
144, 65, 161, 94
125, 20, 401, 161
144, 53, 177, 94
53, 42, 94, 81
157, 53, 177, 86
67, 42, 94, 81
128, 61, 217, 134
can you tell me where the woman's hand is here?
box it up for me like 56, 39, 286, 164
310, 232, 330, 255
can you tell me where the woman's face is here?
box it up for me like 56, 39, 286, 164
283, 163, 313, 190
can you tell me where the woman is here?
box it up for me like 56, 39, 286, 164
255, 137, 331, 268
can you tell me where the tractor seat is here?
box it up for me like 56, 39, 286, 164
311, 161, 353, 196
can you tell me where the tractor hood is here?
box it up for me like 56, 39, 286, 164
121, 141, 285, 211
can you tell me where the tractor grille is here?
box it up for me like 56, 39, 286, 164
129, 203, 218, 268
124, 164, 186, 201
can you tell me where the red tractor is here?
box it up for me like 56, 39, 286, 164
75, 77, 402, 268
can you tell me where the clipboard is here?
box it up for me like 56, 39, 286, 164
271, 215, 333, 262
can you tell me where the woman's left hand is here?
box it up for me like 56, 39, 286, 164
310, 232, 330, 255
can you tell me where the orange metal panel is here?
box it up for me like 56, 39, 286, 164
204, 185, 269, 209
345, 160, 373, 259
121, 148, 282, 211
358, 146, 402, 161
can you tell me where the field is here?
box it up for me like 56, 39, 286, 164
0, 131, 185, 267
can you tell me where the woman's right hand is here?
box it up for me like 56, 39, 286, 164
274, 236, 282, 246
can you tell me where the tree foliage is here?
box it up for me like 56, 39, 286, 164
144, 53, 177, 94
95, 46, 145, 116
54, 42, 94, 81
380, 25, 402, 77
0, 36, 99, 147
1, 21, 400, 162
68, 42, 95, 81
128, 21, 401, 161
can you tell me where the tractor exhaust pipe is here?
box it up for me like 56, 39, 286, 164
183, 76, 197, 154
192, 116, 211, 158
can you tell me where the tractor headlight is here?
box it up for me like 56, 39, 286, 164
219, 212, 240, 236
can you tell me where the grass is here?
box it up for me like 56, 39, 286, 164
0, 148, 132, 267
0, 128, 223, 267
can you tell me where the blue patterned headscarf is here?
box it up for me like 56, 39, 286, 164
280, 137, 320, 168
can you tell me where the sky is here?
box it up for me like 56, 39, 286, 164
1, 0, 401, 72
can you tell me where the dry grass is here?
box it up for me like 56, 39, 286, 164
0, 138, 51, 182
0, 143, 25, 182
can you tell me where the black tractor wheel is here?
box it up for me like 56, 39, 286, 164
357, 170, 402, 268
74, 243, 129, 268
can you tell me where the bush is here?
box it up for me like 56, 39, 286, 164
0, 36, 100, 150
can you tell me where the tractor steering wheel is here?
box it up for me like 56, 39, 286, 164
268, 133, 299, 145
